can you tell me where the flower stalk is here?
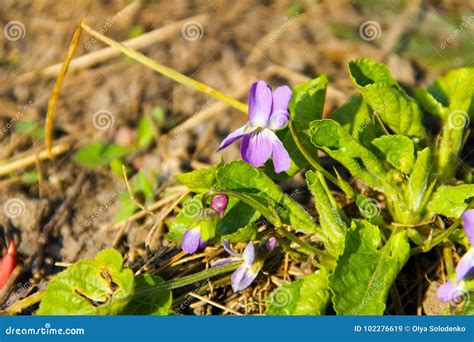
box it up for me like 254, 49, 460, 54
141, 261, 243, 293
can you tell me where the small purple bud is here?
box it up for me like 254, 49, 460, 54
210, 194, 229, 216
266, 236, 279, 251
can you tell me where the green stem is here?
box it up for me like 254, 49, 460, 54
1, 290, 44, 315
277, 224, 333, 259
205, 190, 282, 226
81, 22, 248, 114
411, 218, 461, 255
316, 170, 350, 225
289, 122, 344, 190
207, 190, 334, 263
442, 245, 454, 275
436, 120, 467, 180
139, 261, 242, 294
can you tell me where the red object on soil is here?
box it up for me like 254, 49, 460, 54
0, 241, 17, 289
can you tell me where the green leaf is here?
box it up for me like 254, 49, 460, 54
96, 248, 124, 269
37, 248, 134, 315
306, 170, 346, 257
74, 143, 131, 168
127, 25, 145, 39
310, 119, 341, 149
266, 269, 330, 315
222, 222, 258, 243
21, 171, 39, 184
334, 168, 355, 198
217, 201, 259, 243
329, 221, 410, 315
109, 159, 127, 178
289, 75, 328, 157
114, 193, 139, 223
348, 58, 425, 138
15, 120, 37, 134
123, 274, 172, 315
135, 116, 156, 150
413, 87, 446, 118
174, 165, 218, 193
15, 120, 45, 138
198, 213, 219, 241
136, 170, 155, 202
330, 95, 381, 148
216, 161, 318, 234
348, 58, 394, 85
430, 67, 474, 116
150, 107, 165, 124
166, 196, 203, 242
407, 147, 432, 214
416, 67, 473, 179
310, 119, 399, 200
427, 184, 474, 218
372, 135, 415, 174
355, 195, 383, 225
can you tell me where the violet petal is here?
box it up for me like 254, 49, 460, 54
241, 130, 273, 168
198, 238, 208, 250
248, 81, 273, 128
455, 248, 474, 283
182, 229, 201, 254
231, 264, 258, 292
268, 85, 292, 130
242, 242, 255, 264
269, 131, 291, 173
223, 240, 237, 257
217, 125, 249, 151
211, 258, 235, 267
462, 209, 474, 246
437, 281, 461, 302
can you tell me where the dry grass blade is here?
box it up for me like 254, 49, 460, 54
79, 21, 248, 114
12, 14, 209, 86
45, 19, 84, 156
0, 138, 73, 177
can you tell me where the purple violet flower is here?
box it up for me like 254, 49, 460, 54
266, 236, 279, 251
217, 80, 292, 173
212, 240, 262, 292
210, 194, 229, 216
182, 228, 208, 254
437, 209, 474, 302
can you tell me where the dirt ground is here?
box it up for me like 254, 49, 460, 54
0, 0, 472, 314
